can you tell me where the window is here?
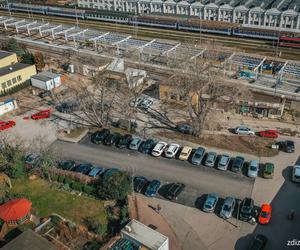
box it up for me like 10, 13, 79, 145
1, 82, 6, 89
17, 75, 22, 81
12, 77, 17, 84
7, 80, 12, 86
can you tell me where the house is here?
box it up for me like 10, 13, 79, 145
119, 219, 169, 250
0, 62, 37, 94
1, 230, 56, 250
0, 51, 18, 68
0, 98, 18, 116
31, 71, 62, 91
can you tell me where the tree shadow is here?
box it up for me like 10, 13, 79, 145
195, 194, 207, 210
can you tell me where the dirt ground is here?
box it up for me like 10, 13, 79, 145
158, 132, 278, 157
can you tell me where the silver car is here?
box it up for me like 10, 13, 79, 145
218, 154, 230, 171
292, 165, 300, 183
248, 160, 259, 178
220, 197, 236, 219
205, 152, 217, 167
129, 137, 143, 150
235, 126, 255, 135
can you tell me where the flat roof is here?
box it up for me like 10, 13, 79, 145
31, 71, 60, 82
0, 51, 15, 60
0, 62, 34, 77
121, 219, 168, 250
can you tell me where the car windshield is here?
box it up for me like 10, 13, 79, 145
194, 153, 201, 159
261, 212, 269, 218
250, 166, 257, 171
241, 206, 251, 213
223, 204, 231, 212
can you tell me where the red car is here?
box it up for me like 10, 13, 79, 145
0, 121, 16, 131
31, 109, 51, 120
259, 130, 279, 138
258, 204, 272, 224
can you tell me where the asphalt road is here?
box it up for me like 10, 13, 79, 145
52, 135, 254, 207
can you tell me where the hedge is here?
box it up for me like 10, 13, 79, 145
64, 176, 73, 185
71, 182, 83, 192
58, 175, 65, 183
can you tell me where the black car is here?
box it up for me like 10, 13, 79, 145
38, 91, 51, 98
175, 123, 193, 134
103, 133, 121, 146
232, 156, 245, 173
133, 176, 148, 193
56, 102, 78, 113
58, 160, 76, 170
74, 163, 93, 175
248, 234, 268, 250
239, 198, 254, 221
139, 139, 156, 154
277, 140, 295, 153
165, 183, 185, 200
91, 129, 110, 144
116, 134, 133, 148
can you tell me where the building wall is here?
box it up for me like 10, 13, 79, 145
77, 0, 300, 32
0, 53, 18, 68
0, 65, 37, 92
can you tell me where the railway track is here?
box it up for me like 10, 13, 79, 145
1, 10, 300, 60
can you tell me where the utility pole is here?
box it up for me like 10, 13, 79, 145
75, 6, 79, 28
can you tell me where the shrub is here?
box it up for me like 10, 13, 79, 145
58, 175, 65, 183
83, 185, 95, 195
51, 174, 58, 182
64, 176, 73, 185
71, 181, 83, 192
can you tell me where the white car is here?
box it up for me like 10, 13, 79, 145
152, 141, 168, 157
292, 165, 300, 183
235, 126, 255, 135
165, 143, 180, 158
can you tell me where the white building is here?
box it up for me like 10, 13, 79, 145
31, 72, 61, 91
0, 98, 18, 116
77, 0, 300, 32
120, 219, 169, 250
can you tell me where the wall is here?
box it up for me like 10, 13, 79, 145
0, 65, 37, 92
0, 53, 18, 68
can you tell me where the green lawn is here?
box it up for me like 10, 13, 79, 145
11, 177, 107, 225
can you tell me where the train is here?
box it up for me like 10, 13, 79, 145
0, 2, 300, 48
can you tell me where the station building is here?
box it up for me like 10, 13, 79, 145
0, 51, 37, 94
78, 0, 300, 32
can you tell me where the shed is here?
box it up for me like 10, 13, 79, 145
31, 71, 61, 91
0, 98, 18, 116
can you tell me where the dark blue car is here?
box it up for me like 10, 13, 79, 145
145, 180, 161, 197
74, 163, 93, 175
88, 167, 106, 177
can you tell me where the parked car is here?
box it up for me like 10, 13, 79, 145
220, 197, 236, 219
0, 121, 16, 131
191, 147, 205, 165
129, 137, 143, 150
31, 109, 51, 120
203, 193, 219, 213
58, 160, 76, 170
133, 176, 148, 193
232, 156, 245, 173
258, 204, 272, 225
103, 133, 121, 146
103, 168, 121, 178
25, 153, 40, 168
179, 146, 193, 161
164, 143, 180, 158
145, 180, 161, 197
38, 91, 51, 98
248, 234, 268, 250
74, 163, 93, 175
152, 141, 168, 157
217, 154, 231, 171
88, 167, 106, 177
56, 102, 78, 113
292, 165, 300, 183
115, 134, 132, 148
175, 123, 193, 134
139, 98, 153, 110
139, 139, 156, 154
91, 129, 110, 144
263, 163, 274, 179
259, 129, 279, 138
239, 198, 254, 221
205, 152, 217, 167
248, 160, 259, 178
235, 126, 255, 135
277, 140, 295, 153
165, 183, 185, 200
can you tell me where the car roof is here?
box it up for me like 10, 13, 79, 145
195, 147, 205, 153
265, 163, 274, 170
250, 160, 258, 166
182, 146, 192, 152
294, 166, 300, 175
224, 197, 235, 203
261, 204, 271, 211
